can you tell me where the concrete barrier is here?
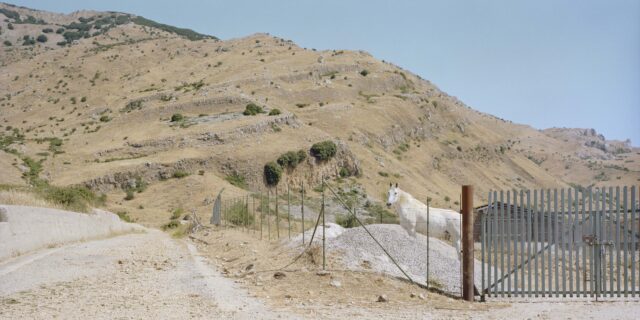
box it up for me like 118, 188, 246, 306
0, 205, 145, 262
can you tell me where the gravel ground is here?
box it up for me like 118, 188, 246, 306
325, 224, 483, 295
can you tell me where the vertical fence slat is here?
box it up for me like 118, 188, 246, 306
520, 189, 526, 297
538, 189, 549, 297
546, 189, 551, 295
301, 183, 305, 245
554, 188, 559, 297
494, 191, 498, 297
526, 190, 532, 297
624, 186, 629, 297
500, 190, 505, 297
631, 186, 637, 297
483, 191, 490, 297
568, 188, 574, 297
594, 189, 600, 298
506, 190, 512, 296
534, 189, 539, 297
578, 188, 584, 296
616, 186, 621, 297
609, 187, 614, 295
561, 188, 566, 296
509, 190, 520, 297
588, 187, 594, 297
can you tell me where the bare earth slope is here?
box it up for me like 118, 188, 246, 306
1, 3, 638, 226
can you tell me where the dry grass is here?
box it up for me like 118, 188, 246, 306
0, 189, 63, 210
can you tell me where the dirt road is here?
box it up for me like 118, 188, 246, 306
0, 230, 286, 319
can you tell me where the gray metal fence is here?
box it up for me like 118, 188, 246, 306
481, 186, 639, 299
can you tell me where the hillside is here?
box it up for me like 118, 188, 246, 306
1, 2, 638, 227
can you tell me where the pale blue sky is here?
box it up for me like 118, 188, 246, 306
10, 1, 640, 145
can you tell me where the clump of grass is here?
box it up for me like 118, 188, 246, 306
172, 170, 189, 179
268, 108, 281, 116
124, 190, 135, 200
336, 213, 358, 228
170, 207, 184, 220
225, 172, 247, 189
117, 211, 134, 222
226, 201, 253, 226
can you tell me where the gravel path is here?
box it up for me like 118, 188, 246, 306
0, 230, 288, 319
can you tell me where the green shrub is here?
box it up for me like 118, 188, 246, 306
268, 108, 281, 116
117, 211, 133, 222
264, 161, 282, 186
56, 28, 65, 34
170, 113, 184, 122
99, 115, 110, 122
339, 167, 350, 178
277, 150, 306, 169
3, 40, 11, 47
42, 28, 54, 33
225, 172, 247, 189
243, 103, 264, 116
162, 220, 180, 230
172, 170, 189, 179
124, 190, 134, 200
360, 70, 369, 77
226, 201, 254, 226
310, 140, 337, 161
36, 35, 48, 43
44, 185, 103, 213
170, 208, 184, 220
336, 213, 358, 228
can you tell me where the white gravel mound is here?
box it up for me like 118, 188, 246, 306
327, 224, 483, 294
0, 205, 145, 262
287, 222, 345, 246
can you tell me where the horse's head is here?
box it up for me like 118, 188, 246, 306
386, 183, 400, 208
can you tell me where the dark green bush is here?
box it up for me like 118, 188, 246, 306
360, 70, 369, 76
36, 35, 48, 43
170, 113, 184, 122
3, 40, 11, 47
56, 28, 65, 34
310, 140, 337, 161
99, 115, 110, 122
277, 150, 307, 169
268, 108, 281, 116
243, 103, 264, 116
339, 167, 350, 177
264, 161, 282, 186
42, 28, 53, 33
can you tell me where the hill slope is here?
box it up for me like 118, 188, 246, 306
1, 3, 638, 226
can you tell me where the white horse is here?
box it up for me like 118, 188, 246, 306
386, 183, 461, 260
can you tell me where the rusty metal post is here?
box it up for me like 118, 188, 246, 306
462, 185, 475, 302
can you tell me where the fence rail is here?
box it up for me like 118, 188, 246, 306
480, 186, 639, 299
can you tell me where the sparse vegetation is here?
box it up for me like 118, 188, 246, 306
360, 70, 369, 77
243, 103, 264, 116
310, 140, 337, 161
336, 213, 358, 228
268, 108, 281, 116
172, 170, 190, 179
226, 200, 253, 226
225, 172, 247, 189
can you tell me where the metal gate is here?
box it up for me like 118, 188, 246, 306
480, 186, 639, 299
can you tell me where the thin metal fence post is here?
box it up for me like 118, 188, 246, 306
527, 190, 532, 297
267, 189, 271, 241
260, 191, 263, 240
609, 187, 614, 295
288, 184, 291, 239
322, 178, 326, 271
513, 189, 518, 296
568, 188, 573, 297
276, 187, 280, 239
461, 185, 474, 302
554, 188, 559, 297
493, 191, 498, 297
520, 189, 525, 296
302, 182, 305, 245
534, 189, 539, 297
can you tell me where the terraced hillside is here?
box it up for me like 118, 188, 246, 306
1, 3, 638, 227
